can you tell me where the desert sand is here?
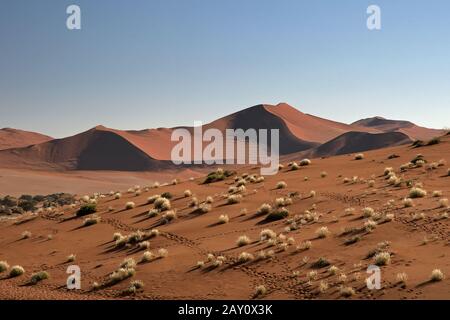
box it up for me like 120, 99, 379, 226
0, 134, 448, 300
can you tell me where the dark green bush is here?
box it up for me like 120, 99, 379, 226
76, 204, 97, 217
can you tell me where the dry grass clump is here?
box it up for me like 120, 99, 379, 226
328, 265, 339, 275
148, 209, 159, 218
238, 252, 254, 263
260, 229, 277, 241
21, 231, 32, 239
154, 197, 171, 211
311, 257, 330, 268
315, 226, 330, 239
218, 214, 229, 224
0, 261, 10, 273
205, 196, 214, 204
124, 280, 144, 295
364, 219, 377, 232
432, 190, 443, 197
430, 269, 445, 282
276, 181, 287, 189
368, 180, 375, 187
373, 251, 391, 266
290, 162, 300, 170
109, 267, 136, 285
354, 153, 364, 160
257, 203, 272, 215
227, 194, 242, 204
319, 281, 329, 293
409, 187, 427, 198
320, 171, 328, 178
9, 265, 25, 277
297, 240, 312, 251
254, 285, 267, 297
140, 251, 155, 263
158, 248, 168, 258
362, 207, 374, 218
29, 271, 50, 285
266, 207, 289, 221
274, 197, 293, 208
439, 198, 449, 208
340, 286, 355, 297
396, 272, 408, 284
161, 210, 177, 224
183, 190, 192, 197
236, 235, 251, 247
147, 195, 160, 204
67, 254, 76, 262
83, 215, 101, 226
300, 159, 311, 166
402, 198, 414, 208
309, 190, 316, 198
447, 168, 450, 176
125, 202, 135, 210
138, 241, 150, 250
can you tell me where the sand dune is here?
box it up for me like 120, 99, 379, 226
352, 117, 445, 141
0, 103, 444, 172
0, 128, 53, 150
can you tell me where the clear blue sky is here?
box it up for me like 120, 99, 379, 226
1, 0, 449, 138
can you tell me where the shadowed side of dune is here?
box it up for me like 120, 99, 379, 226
308, 131, 412, 158
205, 104, 319, 154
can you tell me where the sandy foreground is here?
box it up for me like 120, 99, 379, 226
0, 138, 449, 300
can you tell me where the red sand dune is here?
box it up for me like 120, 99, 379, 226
352, 117, 445, 141
0, 128, 53, 150
0, 103, 444, 171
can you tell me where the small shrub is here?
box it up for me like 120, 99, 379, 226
266, 207, 289, 221
396, 272, 408, 284
300, 159, 311, 166
403, 198, 414, 208
309, 190, 316, 198
315, 226, 330, 239
158, 248, 168, 258
0, 261, 9, 273
432, 190, 443, 197
125, 202, 136, 210
30, 271, 50, 284
227, 194, 242, 204
237, 235, 251, 247
76, 204, 97, 217
141, 251, 155, 263
120, 258, 137, 269
354, 153, 364, 160
147, 195, 160, 204
218, 214, 229, 224
9, 265, 25, 277
238, 252, 254, 263
427, 137, 440, 146
363, 207, 375, 218
67, 254, 76, 262
21, 231, 32, 239
340, 286, 355, 297
409, 187, 427, 198
260, 229, 277, 241
205, 196, 214, 204
430, 269, 445, 282
83, 215, 100, 226
154, 197, 171, 211
320, 171, 328, 178
162, 210, 177, 223
276, 181, 287, 189
374, 251, 391, 266
161, 192, 172, 199
257, 203, 272, 215
311, 257, 330, 268
439, 198, 449, 208
254, 285, 267, 297
114, 193, 122, 199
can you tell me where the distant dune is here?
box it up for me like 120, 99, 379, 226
0, 103, 444, 171
0, 128, 53, 150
